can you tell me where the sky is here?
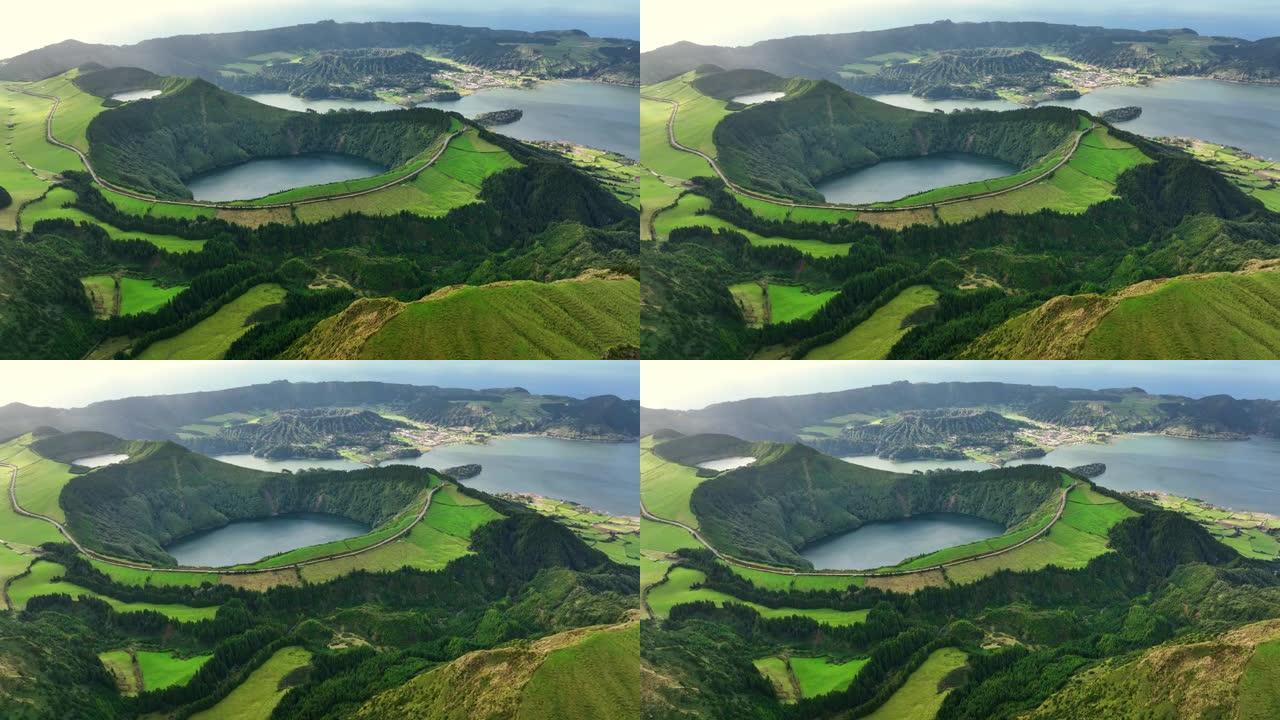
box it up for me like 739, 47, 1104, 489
642, 361, 1280, 410
643, 0, 1280, 50
1, 0, 638, 59
0, 361, 638, 409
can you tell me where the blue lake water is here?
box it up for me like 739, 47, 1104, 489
165, 512, 369, 567
733, 91, 785, 104
389, 436, 640, 516
816, 152, 1018, 205
417, 80, 639, 158
801, 513, 1005, 570
185, 153, 385, 202
841, 455, 994, 473
697, 456, 757, 472
242, 92, 403, 113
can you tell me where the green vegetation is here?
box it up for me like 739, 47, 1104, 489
21, 188, 204, 252
865, 648, 967, 720
98, 650, 141, 695
648, 568, 869, 625
806, 285, 940, 359
792, 656, 870, 698
138, 283, 287, 359
969, 268, 1280, 359
190, 646, 312, 720
9, 560, 219, 620
729, 282, 838, 326
1134, 491, 1280, 560
286, 275, 639, 360
515, 624, 640, 720
137, 650, 213, 691
655, 193, 851, 257
81, 275, 187, 317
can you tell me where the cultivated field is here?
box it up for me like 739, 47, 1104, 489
190, 646, 311, 720
647, 567, 869, 626
806, 285, 940, 359
864, 648, 967, 720
138, 283, 287, 359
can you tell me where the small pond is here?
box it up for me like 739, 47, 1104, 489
696, 456, 757, 472
733, 91, 785, 104
841, 455, 993, 473
71, 453, 129, 468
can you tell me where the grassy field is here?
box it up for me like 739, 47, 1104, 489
521, 496, 639, 567
945, 485, 1136, 585
514, 624, 639, 720
292, 276, 639, 360
82, 275, 187, 317
806, 285, 940, 359
0, 544, 32, 610
730, 282, 838, 326
653, 193, 851, 257
89, 560, 218, 588
639, 96, 713, 181
1083, 271, 1280, 359
729, 565, 866, 592
865, 648, 967, 720
98, 650, 140, 695
9, 560, 219, 621
792, 656, 870, 698
0, 437, 66, 547
640, 440, 706, 529
298, 485, 501, 584
647, 567, 869, 626
1136, 492, 1280, 560
191, 646, 311, 720
1240, 638, 1280, 719
20, 188, 205, 252
138, 650, 212, 691
644, 73, 731, 160
753, 656, 798, 703
138, 283, 287, 359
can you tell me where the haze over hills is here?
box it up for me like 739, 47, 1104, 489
0, 380, 640, 443
1, 20, 640, 85
641, 380, 1280, 441
640, 20, 1278, 86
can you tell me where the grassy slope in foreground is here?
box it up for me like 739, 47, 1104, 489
805, 285, 940, 359
965, 267, 1280, 359
285, 274, 639, 360
138, 283, 287, 359
190, 646, 312, 720
1026, 619, 1280, 720
350, 623, 638, 720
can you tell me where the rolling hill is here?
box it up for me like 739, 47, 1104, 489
284, 273, 640, 360
964, 264, 1280, 359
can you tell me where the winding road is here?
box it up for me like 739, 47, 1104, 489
3, 460, 442, 576
642, 93, 1095, 214
8, 85, 459, 211
641, 477, 1078, 579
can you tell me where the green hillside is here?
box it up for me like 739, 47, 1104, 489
966, 265, 1280, 359
285, 274, 640, 360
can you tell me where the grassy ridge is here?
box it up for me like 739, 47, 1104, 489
515, 624, 640, 720
864, 648, 967, 720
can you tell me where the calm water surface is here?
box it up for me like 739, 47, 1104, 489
213, 454, 370, 472
802, 513, 1004, 570
1044, 78, 1280, 159
242, 92, 403, 113
389, 436, 639, 515
72, 453, 129, 468
816, 152, 1017, 204
842, 455, 993, 473
871, 93, 1022, 113
186, 153, 385, 201
733, 91, 785, 104
165, 513, 369, 566
696, 456, 757, 472
418, 80, 639, 158
1008, 435, 1280, 514
111, 89, 161, 102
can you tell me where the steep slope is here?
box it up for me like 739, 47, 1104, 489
1025, 619, 1280, 719
283, 273, 640, 360
965, 264, 1280, 359
86, 78, 454, 198
351, 622, 638, 720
